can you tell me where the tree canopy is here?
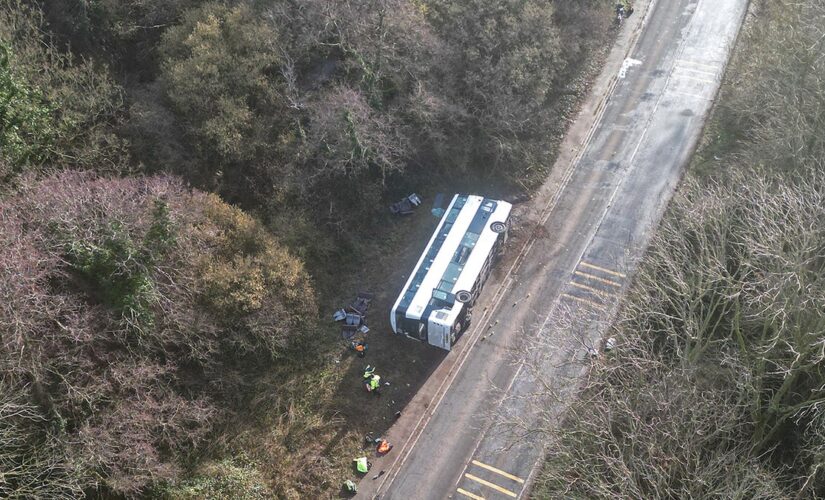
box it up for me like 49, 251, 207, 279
0, 172, 316, 496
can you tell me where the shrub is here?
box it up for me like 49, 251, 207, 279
0, 2, 130, 179
159, 2, 297, 202
0, 171, 317, 496
159, 456, 274, 500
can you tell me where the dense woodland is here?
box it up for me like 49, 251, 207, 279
0, 0, 610, 497
535, 1, 825, 497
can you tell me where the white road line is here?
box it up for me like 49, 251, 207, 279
676, 58, 719, 70
669, 89, 710, 100
675, 66, 717, 76
677, 73, 716, 84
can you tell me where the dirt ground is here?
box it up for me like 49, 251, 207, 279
326, 206, 446, 435
310, 203, 449, 486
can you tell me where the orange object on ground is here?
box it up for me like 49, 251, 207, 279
377, 439, 392, 454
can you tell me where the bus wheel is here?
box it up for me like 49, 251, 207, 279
456, 290, 473, 303
490, 221, 507, 233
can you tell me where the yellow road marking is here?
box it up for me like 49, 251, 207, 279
561, 293, 606, 310
574, 270, 621, 288
676, 59, 718, 70
471, 460, 525, 484
676, 66, 717, 77
465, 474, 517, 498
570, 281, 613, 298
678, 74, 716, 85
580, 261, 626, 278
457, 487, 486, 500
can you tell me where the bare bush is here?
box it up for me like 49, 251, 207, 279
534, 169, 825, 498
709, 0, 825, 175
306, 85, 409, 182
0, 171, 317, 496
0, 2, 131, 177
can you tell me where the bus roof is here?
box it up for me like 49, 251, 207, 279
391, 194, 512, 332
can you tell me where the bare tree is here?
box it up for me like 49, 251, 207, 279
528, 168, 825, 498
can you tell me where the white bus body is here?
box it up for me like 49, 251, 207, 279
390, 194, 512, 350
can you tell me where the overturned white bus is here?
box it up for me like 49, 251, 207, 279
390, 194, 512, 350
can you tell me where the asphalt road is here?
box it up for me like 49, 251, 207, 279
357, 0, 749, 498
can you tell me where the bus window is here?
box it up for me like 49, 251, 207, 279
453, 245, 471, 265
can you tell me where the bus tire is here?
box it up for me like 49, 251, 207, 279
490, 221, 507, 234
456, 290, 473, 304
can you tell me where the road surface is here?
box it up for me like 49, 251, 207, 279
357, 0, 750, 497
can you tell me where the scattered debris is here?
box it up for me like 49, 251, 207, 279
390, 193, 422, 215
431, 193, 446, 218
605, 337, 617, 351
334, 292, 374, 340
510, 192, 532, 204
587, 347, 599, 359
373, 470, 386, 480
348, 292, 374, 316
349, 339, 368, 357
341, 323, 359, 340
395, 411, 402, 419
365, 433, 382, 446
346, 312, 362, 325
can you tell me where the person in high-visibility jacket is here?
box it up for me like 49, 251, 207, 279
355, 456, 370, 474
343, 479, 357, 494
367, 374, 381, 394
